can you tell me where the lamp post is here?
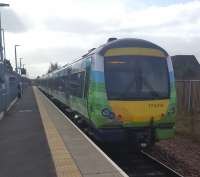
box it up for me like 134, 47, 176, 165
0, 3, 9, 61
14, 44, 20, 73
0, 3, 9, 113
2, 28, 6, 60
19, 57, 23, 74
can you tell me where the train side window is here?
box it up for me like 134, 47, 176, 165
55, 77, 59, 90
70, 72, 85, 98
63, 68, 71, 97
58, 76, 65, 92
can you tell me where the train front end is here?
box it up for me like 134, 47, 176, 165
90, 38, 176, 148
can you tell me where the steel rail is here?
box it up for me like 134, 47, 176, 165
141, 150, 184, 177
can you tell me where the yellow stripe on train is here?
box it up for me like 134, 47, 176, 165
105, 47, 166, 58
108, 99, 169, 123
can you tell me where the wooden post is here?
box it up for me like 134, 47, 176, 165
188, 80, 192, 113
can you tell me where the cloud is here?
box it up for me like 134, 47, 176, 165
43, 1, 200, 38
45, 17, 102, 34
23, 46, 85, 77
109, 1, 200, 36
3, 0, 200, 78
1, 8, 32, 33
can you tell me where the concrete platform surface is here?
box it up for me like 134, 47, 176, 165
0, 86, 127, 177
0, 87, 56, 177
34, 87, 127, 177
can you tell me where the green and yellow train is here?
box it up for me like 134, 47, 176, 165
38, 38, 176, 148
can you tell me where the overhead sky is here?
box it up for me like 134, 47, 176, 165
1, 0, 200, 78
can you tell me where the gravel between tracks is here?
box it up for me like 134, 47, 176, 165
151, 135, 200, 177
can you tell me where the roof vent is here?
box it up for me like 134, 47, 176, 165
107, 37, 117, 43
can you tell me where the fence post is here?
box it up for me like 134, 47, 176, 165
188, 80, 192, 113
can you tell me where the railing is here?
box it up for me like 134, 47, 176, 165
0, 88, 5, 115
0, 81, 19, 116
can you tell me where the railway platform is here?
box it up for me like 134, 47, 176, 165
0, 86, 127, 177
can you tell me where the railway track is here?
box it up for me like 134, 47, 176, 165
98, 143, 183, 177
140, 151, 183, 177
48, 94, 184, 177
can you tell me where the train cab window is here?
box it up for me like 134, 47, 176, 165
69, 72, 85, 98
104, 56, 169, 100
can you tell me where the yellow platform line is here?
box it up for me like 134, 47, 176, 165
33, 87, 82, 177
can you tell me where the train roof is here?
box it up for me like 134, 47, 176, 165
80, 38, 169, 58
95, 38, 168, 56
41, 38, 169, 78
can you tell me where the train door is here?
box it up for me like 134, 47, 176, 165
84, 57, 92, 120
65, 67, 71, 106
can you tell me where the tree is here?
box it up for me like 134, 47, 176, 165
4, 59, 13, 72
47, 62, 59, 73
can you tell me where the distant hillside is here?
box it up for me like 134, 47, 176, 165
171, 55, 200, 80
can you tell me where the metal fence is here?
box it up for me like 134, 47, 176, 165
176, 80, 200, 114
0, 87, 6, 115
0, 73, 21, 118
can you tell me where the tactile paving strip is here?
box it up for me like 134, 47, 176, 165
34, 88, 82, 177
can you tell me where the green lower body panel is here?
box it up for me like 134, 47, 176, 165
155, 127, 175, 140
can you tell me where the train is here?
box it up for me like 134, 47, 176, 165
37, 38, 176, 148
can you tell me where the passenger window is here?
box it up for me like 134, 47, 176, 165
57, 76, 65, 92
70, 72, 85, 98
